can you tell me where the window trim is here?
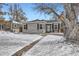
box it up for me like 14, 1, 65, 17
24, 24, 28, 30
40, 24, 43, 29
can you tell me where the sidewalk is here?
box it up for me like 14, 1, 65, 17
23, 35, 65, 56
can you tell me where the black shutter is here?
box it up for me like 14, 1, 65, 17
52, 24, 54, 32
26, 24, 27, 29
37, 24, 39, 30
0, 25, 1, 30
58, 23, 60, 32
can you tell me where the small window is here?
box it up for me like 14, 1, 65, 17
61, 23, 63, 27
24, 24, 27, 29
55, 25, 57, 29
15, 24, 16, 27
37, 24, 43, 30
40, 24, 42, 29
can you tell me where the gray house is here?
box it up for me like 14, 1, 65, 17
12, 20, 64, 34
20, 20, 63, 33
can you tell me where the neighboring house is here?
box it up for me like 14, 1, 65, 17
12, 20, 64, 34
0, 19, 11, 31
11, 21, 22, 33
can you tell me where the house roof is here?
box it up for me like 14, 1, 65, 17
30, 19, 59, 22
27, 20, 59, 23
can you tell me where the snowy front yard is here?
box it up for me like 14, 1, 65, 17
0, 31, 42, 56
1, 31, 79, 56
23, 35, 79, 56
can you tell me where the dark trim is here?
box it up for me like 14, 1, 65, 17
52, 24, 54, 32
58, 23, 60, 32
37, 24, 39, 30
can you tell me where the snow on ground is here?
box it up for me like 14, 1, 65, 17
23, 35, 79, 56
0, 31, 42, 56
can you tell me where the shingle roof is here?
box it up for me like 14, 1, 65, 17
30, 19, 58, 22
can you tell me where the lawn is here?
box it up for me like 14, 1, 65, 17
0, 31, 42, 56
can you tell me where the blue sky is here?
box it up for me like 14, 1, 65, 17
3, 3, 64, 21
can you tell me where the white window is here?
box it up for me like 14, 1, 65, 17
15, 24, 17, 27
24, 24, 27, 29
40, 24, 43, 29
37, 24, 43, 30
55, 25, 57, 29
54, 23, 58, 30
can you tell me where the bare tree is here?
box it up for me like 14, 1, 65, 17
35, 3, 79, 41
8, 4, 27, 22
0, 4, 8, 20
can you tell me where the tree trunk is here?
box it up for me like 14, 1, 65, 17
36, 3, 79, 41
63, 4, 78, 41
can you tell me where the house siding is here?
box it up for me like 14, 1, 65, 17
22, 21, 63, 34
23, 23, 45, 34
11, 20, 64, 33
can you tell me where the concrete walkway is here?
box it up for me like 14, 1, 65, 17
23, 35, 70, 56
22, 35, 79, 56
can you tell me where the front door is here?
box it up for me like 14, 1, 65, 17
19, 27, 22, 32
0, 24, 4, 30
0, 24, 2, 30
46, 24, 51, 33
